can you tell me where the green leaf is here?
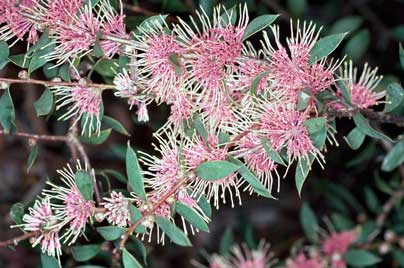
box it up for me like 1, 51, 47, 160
0, 88, 16, 133
137, 15, 168, 33
336, 79, 352, 103
94, 59, 118, 77
129, 204, 147, 234
329, 16, 363, 35
343, 249, 381, 266
384, 83, 404, 112
34, 88, 54, 116
99, 169, 127, 183
220, 5, 237, 26
219, 227, 233, 256
197, 195, 212, 218
41, 253, 60, 268
126, 144, 146, 200
304, 117, 327, 149
297, 90, 311, 111
122, 248, 143, 268
381, 141, 404, 172
344, 127, 366, 150
96, 226, 126, 241
26, 144, 38, 172
250, 71, 270, 96
168, 53, 182, 76
195, 160, 239, 181
9, 54, 30, 68
76, 266, 106, 268
300, 203, 319, 242
193, 115, 208, 143
391, 25, 404, 41
74, 170, 94, 201
199, 0, 213, 18
71, 244, 102, 262
155, 217, 192, 246
80, 129, 111, 145
175, 202, 209, 232
295, 156, 314, 196
309, 33, 346, 64
364, 187, 381, 213
261, 138, 287, 166
400, 43, 404, 71
353, 113, 393, 142
331, 213, 355, 231
343, 29, 370, 61
10, 203, 24, 225
242, 15, 278, 41
131, 237, 148, 265
102, 116, 129, 136
0, 41, 9, 69
228, 157, 275, 198
287, 0, 306, 17
43, 63, 58, 79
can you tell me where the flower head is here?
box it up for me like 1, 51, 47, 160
101, 191, 131, 227
19, 199, 62, 259
322, 230, 358, 268
262, 21, 338, 104
184, 134, 242, 208
286, 252, 324, 268
113, 68, 138, 108
43, 162, 95, 245
53, 85, 102, 136
336, 61, 384, 109
228, 241, 274, 268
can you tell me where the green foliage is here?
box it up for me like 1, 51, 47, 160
122, 248, 143, 268
384, 83, 404, 112
96, 226, 126, 241
102, 116, 130, 136
300, 203, 319, 243
74, 170, 94, 201
287, 0, 306, 17
343, 249, 381, 267
34, 88, 54, 116
80, 129, 112, 145
353, 113, 393, 142
71, 244, 102, 262
0, 88, 16, 133
155, 217, 192, 246
175, 202, 209, 232
345, 127, 366, 150
220, 227, 234, 256
242, 15, 278, 41
195, 160, 239, 180
261, 137, 287, 166
295, 156, 314, 196
10, 203, 25, 225
126, 144, 147, 200
40, 253, 60, 268
382, 141, 404, 172
329, 16, 363, 35
0, 41, 9, 69
343, 29, 370, 61
309, 33, 346, 64
26, 144, 38, 172
304, 117, 327, 149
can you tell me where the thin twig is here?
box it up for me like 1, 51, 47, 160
123, 3, 157, 16
0, 78, 115, 90
0, 231, 39, 247
0, 130, 68, 142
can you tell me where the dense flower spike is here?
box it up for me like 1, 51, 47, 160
228, 241, 274, 268
333, 61, 384, 109
321, 230, 358, 268
53, 85, 102, 136
17, 199, 62, 259
101, 191, 131, 227
286, 253, 324, 268
43, 162, 95, 245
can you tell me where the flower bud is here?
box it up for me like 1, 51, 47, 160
18, 70, 28, 80
0, 81, 9, 89
94, 212, 106, 222
384, 230, 396, 242
51, 77, 62, 83
378, 242, 391, 255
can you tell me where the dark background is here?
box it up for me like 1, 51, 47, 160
1, 0, 404, 267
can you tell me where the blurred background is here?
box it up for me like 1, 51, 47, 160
1, 0, 404, 267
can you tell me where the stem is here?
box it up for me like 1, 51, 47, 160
0, 78, 115, 90
0, 130, 68, 142
0, 231, 39, 247
118, 177, 189, 250
327, 108, 404, 126
123, 3, 157, 16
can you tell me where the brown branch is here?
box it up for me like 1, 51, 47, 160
118, 176, 189, 250
0, 231, 39, 247
0, 77, 115, 90
0, 130, 68, 142
123, 3, 157, 16
326, 108, 404, 126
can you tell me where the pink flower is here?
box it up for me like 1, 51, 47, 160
136, 31, 184, 102
237, 133, 279, 192
168, 93, 194, 126
228, 241, 274, 268
101, 191, 131, 227
44, 162, 95, 245
184, 135, 242, 208
262, 21, 337, 104
44, 0, 84, 25
19, 199, 62, 259
236, 57, 271, 95
48, 6, 100, 63
53, 85, 102, 136
322, 230, 358, 268
113, 69, 138, 108
287, 253, 324, 268
260, 106, 320, 162
1, 0, 40, 44
336, 61, 384, 109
